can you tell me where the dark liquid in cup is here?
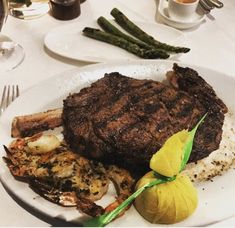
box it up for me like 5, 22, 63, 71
49, 0, 80, 20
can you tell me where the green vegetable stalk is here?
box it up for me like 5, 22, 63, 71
82, 27, 169, 59
97, 16, 154, 50
82, 114, 207, 227
110, 8, 190, 54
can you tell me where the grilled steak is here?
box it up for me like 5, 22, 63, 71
62, 64, 228, 174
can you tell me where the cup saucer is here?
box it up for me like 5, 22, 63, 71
157, 0, 205, 29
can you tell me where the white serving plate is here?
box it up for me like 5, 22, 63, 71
0, 60, 235, 226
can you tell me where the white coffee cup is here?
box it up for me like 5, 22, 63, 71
168, 0, 199, 22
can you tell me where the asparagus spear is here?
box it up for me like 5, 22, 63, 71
82, 27, 169, 59
97, 16, 154, 50
111, 8, 190, 54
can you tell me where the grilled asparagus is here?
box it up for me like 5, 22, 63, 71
82, 27, 169, 59
111, 8, 190, 53
97, 16, 153, 50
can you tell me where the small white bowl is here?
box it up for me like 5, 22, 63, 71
157, 0, 205, 30
168, 0, 199, 22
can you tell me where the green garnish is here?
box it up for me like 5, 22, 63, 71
180, 113, 207, 171
83, 177, 175, 227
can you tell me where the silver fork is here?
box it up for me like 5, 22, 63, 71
0, 85, 20, 116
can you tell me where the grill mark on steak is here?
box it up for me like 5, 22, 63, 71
93, 81, 166, 131
129, 82, 199, 132
116, 100, 170, 144
93, 89, 173, 160
62, 64, 228, 175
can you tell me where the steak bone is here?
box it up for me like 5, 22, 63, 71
11, 108, 62, 138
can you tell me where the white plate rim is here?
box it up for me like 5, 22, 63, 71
0, 59, 235, 226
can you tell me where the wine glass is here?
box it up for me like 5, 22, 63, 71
0, 0, 24, 73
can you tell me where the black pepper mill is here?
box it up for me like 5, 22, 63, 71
49, 0, 81, 20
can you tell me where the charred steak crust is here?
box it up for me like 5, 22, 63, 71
62, 65, 227, 174
167, 64, 228, 163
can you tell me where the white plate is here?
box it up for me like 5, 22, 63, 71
157, 0, 205, 30
1, 60, 235, 226
44, 21, 187, 62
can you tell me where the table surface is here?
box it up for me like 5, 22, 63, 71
0, 0, 235, 226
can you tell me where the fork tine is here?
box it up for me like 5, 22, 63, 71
0, 85, 20, 116
12, 85, 15, 102
6, 85, 10, 107
12, 85, 20, 101
0, 86, 6, 110
16, 85, 19, 98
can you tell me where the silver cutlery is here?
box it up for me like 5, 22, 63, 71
206, 0, 223, 8
199, 0, 214, 13
199, 0, 223, 13
0, 85, 19, 115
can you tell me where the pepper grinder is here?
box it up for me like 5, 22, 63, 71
49, 0, 81, 20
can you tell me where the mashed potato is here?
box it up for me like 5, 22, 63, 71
183, 111, 235, 182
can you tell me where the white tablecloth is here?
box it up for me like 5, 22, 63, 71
0, 0, 235, 226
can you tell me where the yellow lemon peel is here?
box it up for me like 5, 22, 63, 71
150, 130, 189, 177
134, 173, 198, 224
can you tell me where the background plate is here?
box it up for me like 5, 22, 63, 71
44, 21, 187, 62
0, 60, 235, 226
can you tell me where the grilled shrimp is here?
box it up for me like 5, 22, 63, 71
3, 133, 135, 217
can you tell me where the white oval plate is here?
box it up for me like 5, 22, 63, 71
44, 21, 187, 62
0, 60, 235, 226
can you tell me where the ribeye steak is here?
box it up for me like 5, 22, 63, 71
62, 64, 228, 174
